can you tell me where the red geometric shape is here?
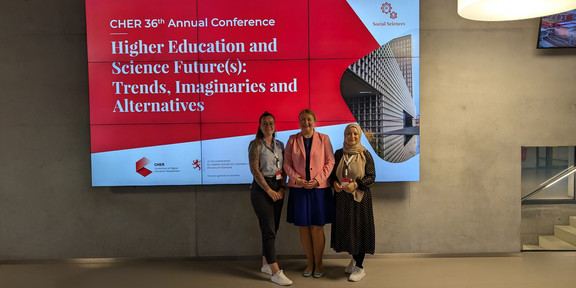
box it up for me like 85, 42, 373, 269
136, 157, 152, 177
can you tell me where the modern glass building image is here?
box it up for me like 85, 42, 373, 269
340, 35, 419, 163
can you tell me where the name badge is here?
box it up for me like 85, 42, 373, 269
276, 170, 282, 180
342, 177, 352, 186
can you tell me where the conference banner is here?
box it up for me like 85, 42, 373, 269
86, 0, 420, 186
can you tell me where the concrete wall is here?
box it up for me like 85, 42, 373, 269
1, 0, 575, 260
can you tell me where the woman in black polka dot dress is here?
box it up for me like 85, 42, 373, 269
330, 123, 375, 282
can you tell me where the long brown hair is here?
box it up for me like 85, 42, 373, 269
255, 111, 276, 142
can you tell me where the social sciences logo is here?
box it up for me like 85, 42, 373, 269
136, 157, 152, 177
381, 2, 397, 19
375, 2, 405, 26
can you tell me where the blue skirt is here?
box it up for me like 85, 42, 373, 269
287, 187, 334, 226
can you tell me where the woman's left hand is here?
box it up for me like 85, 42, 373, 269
267, 189, 282, 202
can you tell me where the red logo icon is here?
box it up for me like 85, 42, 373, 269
192, 159, 201, 170
381, 2, 397, 19
381, 2, 392, 14
136, 157, 152, 177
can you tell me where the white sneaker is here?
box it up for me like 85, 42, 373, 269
261, 264, 272, 275
271, 270, 293, 286
345, 259, 356, 274
348, 266, 365, 282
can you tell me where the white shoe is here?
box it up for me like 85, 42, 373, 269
271, 270, 293, 286
345, 259, 356, 274
261, 264, 272, 275
348, 266, 365, 282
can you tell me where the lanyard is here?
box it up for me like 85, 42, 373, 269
266, 140, 281, 170
343, 154, 355, 178
274, 153, 280, 170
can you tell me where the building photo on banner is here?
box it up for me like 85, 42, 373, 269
86, 0, 420, 186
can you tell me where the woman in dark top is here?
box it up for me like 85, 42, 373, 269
249, 111, 292, 286
330, 123, 376, 282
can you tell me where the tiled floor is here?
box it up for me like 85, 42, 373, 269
1, 252, 575, 288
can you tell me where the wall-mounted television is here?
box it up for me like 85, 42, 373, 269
537, 8, 576, 48
86, 0, 421, 186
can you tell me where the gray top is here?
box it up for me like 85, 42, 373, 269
249, 138, 284, 178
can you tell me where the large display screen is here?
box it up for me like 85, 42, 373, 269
537, 8, 576, 49
86, 0, 420, 186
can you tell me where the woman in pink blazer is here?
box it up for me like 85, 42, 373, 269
284, 109, 335, 278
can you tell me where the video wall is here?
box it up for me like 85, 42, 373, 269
86, 0, 420, 186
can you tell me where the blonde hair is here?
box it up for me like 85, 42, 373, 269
298, 109, 316, 121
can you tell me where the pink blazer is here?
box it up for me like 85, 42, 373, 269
283, 131, 335, 188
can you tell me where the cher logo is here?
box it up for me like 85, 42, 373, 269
381, 2, 398, 19
136, 157, 153, 177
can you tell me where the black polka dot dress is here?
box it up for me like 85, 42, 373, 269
330, 149, 375, 255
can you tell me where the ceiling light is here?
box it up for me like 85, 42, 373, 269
458, 0, 576, 21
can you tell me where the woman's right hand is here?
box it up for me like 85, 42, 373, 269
333, 181, 343, 192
